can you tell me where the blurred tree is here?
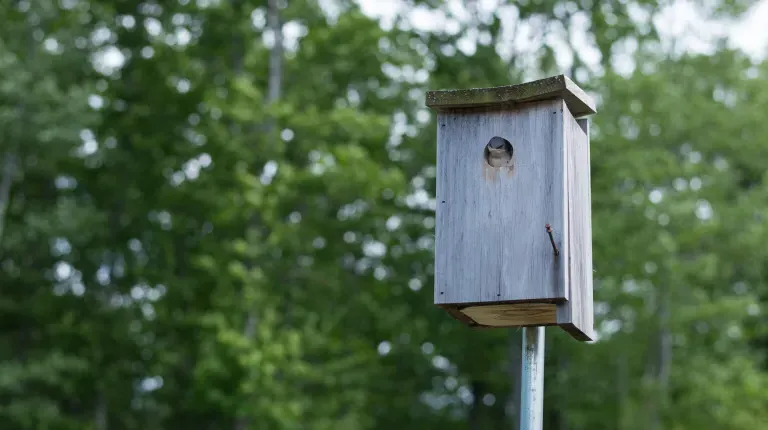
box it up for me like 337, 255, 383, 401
0, 2, 104, 428
1, 0, 767, 430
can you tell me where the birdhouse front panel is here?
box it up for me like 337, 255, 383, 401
434, 99, 568, 306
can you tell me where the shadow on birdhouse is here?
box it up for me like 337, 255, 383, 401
425, 75, 597, 341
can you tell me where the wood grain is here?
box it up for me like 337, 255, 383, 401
460, 303, 557, 327
555, 108, 594, 341
434, 99, 568, 305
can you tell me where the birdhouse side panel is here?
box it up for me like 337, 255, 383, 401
434, 99, 568, 306
556, 111, 594, 341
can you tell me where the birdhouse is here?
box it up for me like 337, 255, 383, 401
425, 75, 597, 341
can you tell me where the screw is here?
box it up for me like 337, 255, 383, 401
545, 224, 559, 256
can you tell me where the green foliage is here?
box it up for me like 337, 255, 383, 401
2, 0, 768, 429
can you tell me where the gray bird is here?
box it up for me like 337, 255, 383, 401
485, 136, 513, 168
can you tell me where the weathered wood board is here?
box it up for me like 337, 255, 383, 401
434, 99, 568, 305
555, 111, 594, 341
426, 74, 596, 118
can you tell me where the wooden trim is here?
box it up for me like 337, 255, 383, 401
426, 75, 596, 118
438, 302, 559, 328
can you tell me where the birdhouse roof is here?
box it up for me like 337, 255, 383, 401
425, 75, 596, 118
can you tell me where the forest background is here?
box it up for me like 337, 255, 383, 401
2, 0, 768, 429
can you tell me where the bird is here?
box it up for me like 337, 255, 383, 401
484, 136, 513, 168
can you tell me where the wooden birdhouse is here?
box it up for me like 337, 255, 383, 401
426, 75, 597, 341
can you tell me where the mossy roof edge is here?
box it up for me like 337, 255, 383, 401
425, 75, 596, 117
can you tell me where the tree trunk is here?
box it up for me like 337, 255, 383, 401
0, 151, 17, 249
506, 329, 522, 430
234, 1, 283, 429
266, 0, 283, 107
645, 284, 672, 430
242, 0, 283, 342
95, 391, 108, 430
655, 285, 672, 428
469, 380, 485, 430
617, 352, 628, 430
556, 353, 569, 430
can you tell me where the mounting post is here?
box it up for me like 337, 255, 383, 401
520, 326, 545, 430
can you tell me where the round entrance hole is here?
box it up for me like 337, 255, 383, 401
484, 136, 514, 168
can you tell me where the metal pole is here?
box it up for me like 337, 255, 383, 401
520, 326, 545, 430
